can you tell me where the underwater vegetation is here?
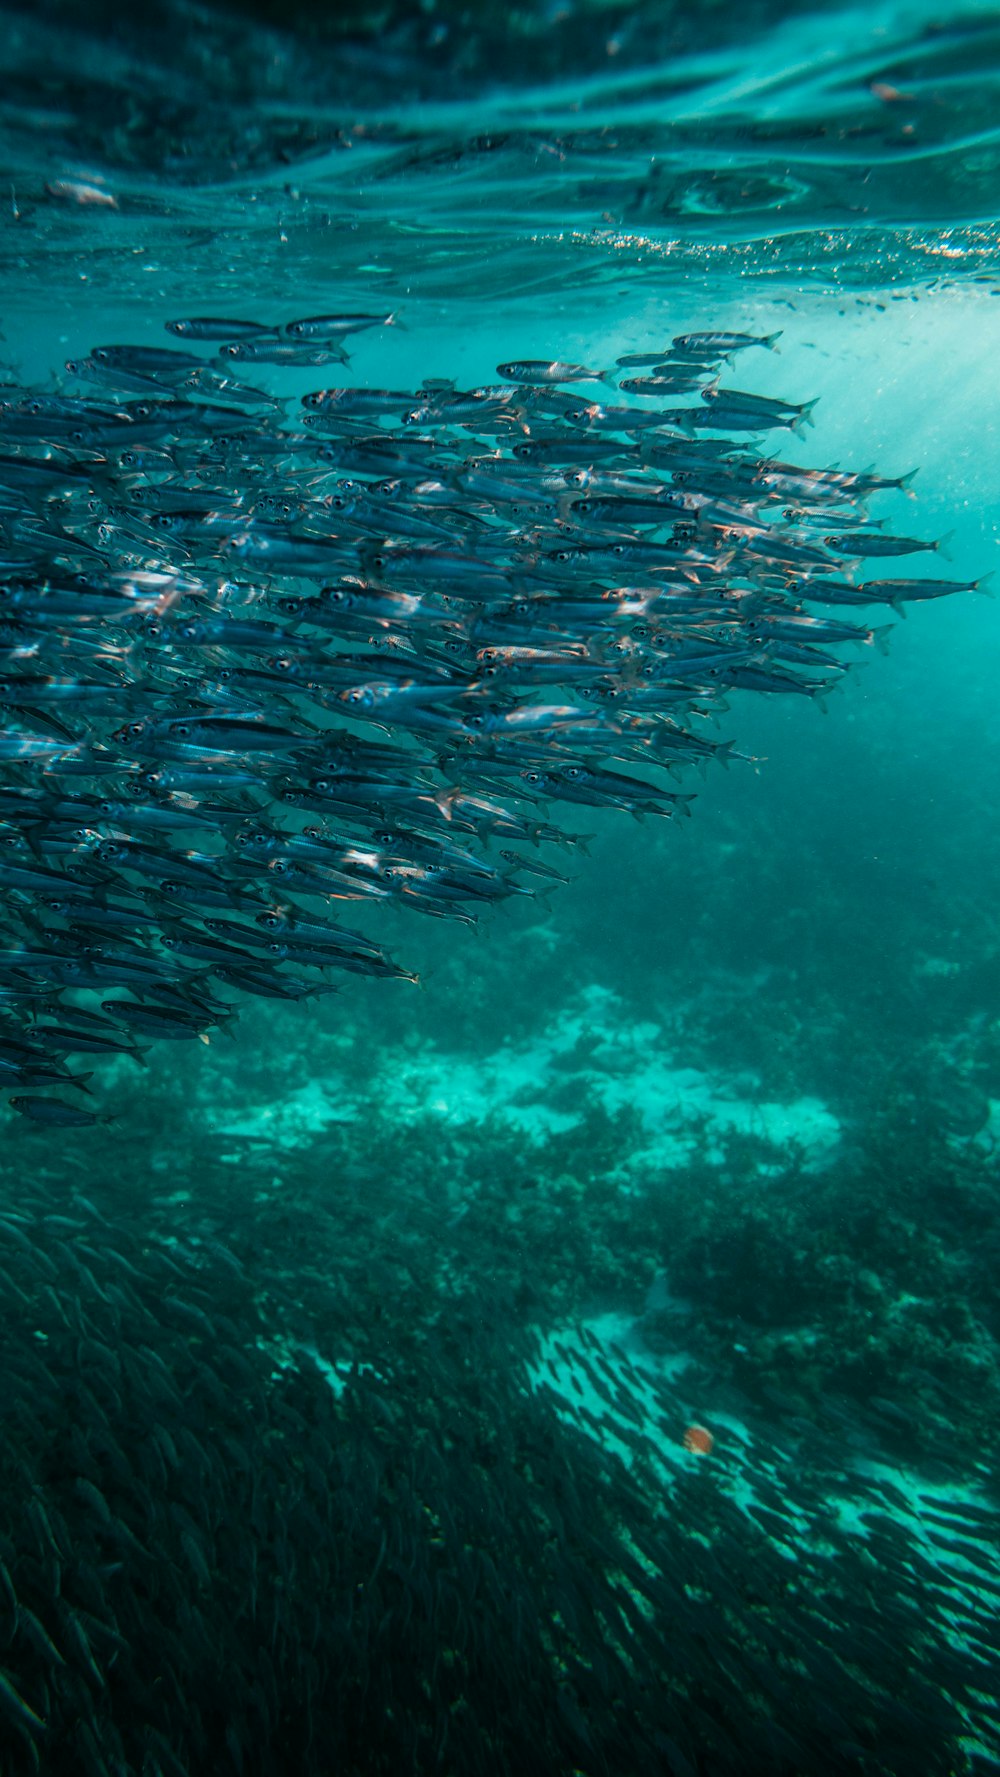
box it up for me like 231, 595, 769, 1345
3, 1064, 1000, 1775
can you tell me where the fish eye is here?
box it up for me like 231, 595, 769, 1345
174, 724, 190, 738
93, 348, 111, 364
555, 550, 571, 563
219, 343, 241, 359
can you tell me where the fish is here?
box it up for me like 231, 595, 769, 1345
9, 1096, 108, 1125
826, 530, 949, 556
283, 312, 401, 339
496, 359, 613, 385
165, 317, 277, 340
0, 318, 973, 1115
672, 329, 782, 352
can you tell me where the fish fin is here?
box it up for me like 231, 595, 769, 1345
871, 624, 894, 655
934, 528, 954, 560
21, 822, 49, 863
384, 312, 407, 330
764, 330, 783, 350
19, 707, 78, 743
974, 571, 995, 597
896, 466, 919, 497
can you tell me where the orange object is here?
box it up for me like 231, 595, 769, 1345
682, 1424, 714, 1456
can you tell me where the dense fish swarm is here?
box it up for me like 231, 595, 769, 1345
0, 319, 973, 1110
1, 1159, 999, 1776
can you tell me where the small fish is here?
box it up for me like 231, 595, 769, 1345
217, 340, 347, 367
45, 178, 118, 209
9, 1097, 107, 1126
283, 312, 401, 339
496, 360, 613, 385
672, 330, 782, 352
859, 574, 990, 600
90, 343, 205, 373
165, 317, 275, 340
826, 531, 950, 557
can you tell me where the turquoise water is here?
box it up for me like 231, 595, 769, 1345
2, 3, 1000, 1773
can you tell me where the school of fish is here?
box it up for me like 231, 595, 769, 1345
0, 314, 976, 1117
